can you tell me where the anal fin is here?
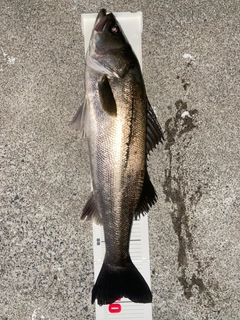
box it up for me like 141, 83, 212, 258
81, 192, 103, 225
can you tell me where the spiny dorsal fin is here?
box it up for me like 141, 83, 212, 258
146, 97, 164, 154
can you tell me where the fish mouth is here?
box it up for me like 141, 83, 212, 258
94, 9, 113, 33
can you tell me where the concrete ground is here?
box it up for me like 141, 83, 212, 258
1, 0, 239, 319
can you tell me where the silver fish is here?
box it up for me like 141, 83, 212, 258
70, 8, 164, 306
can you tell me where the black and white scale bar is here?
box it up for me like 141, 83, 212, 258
93, 216, 152, 320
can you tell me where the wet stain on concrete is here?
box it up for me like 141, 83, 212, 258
163, 100, 215, 307
164, 100, 198, 150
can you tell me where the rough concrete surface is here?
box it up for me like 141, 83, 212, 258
1, 0, 239, 319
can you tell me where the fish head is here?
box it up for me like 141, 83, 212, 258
86, 9, 136, 78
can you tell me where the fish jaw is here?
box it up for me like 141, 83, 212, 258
94, 10, 111, 34
86, 10, 135, 78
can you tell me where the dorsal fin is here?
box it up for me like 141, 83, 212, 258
135, 170, 157, 218
146, 97, 164, 154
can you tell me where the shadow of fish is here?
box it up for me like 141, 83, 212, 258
70, 8, 164, 306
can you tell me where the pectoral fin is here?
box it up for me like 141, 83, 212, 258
98, 75, 117, 116
146, 97, 164, 153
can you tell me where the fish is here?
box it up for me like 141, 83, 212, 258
70, 8, 164, 306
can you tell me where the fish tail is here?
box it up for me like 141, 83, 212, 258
91, 258, 152, 305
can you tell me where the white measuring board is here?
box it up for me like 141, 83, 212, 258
81, 11, 152, 320
92, 215, 152, 320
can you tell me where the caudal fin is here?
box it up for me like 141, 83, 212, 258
92, 259, 152, 306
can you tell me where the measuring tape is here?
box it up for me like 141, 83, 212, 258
93, 216, 152, 320
81, 11, 152, 320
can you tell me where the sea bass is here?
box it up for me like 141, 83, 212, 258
70, 9, 164, 305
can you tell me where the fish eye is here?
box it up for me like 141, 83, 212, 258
110, 24, 119, 34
